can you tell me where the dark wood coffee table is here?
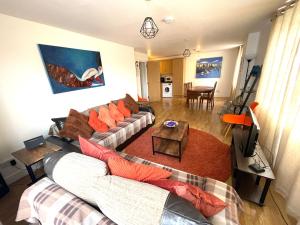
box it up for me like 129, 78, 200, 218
152, 121, 189, 161
12, 141, 61, 184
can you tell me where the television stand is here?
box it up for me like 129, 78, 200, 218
231, 127, 275, 206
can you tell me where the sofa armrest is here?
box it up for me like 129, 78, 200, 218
139, 105, 155, 116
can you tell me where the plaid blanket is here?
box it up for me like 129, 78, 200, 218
16, 177, 114, 225
49, 111, 155, 149
16, 152, 242, 225
120, 153, 243, 225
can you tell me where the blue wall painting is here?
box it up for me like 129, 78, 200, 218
195, 57, 223, 78
38, 44, 105, 94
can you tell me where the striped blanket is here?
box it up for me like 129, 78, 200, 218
49, 111, 155, 149
16, 152, 243, 225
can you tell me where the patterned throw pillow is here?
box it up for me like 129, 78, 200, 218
124, 94, 139, 114
88, 110, 109, 133
107, 157, 172, 182
108, 103, 124, 122
59, 109, 93, 140
98, 106, 116, 128
117, 100, 131, 118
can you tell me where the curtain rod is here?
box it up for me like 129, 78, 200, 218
272, 0, 298, 19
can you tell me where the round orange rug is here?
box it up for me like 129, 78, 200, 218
124, 127, 231, 182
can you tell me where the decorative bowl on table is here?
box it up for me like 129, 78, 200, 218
163, 120, 178, 128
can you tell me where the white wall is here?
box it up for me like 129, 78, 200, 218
0, 14, 137, 165
183, 47, 239, 97
134, 51, 148, 62
235, 20, 272, 101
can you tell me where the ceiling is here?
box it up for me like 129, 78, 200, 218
0, 0, 285, 58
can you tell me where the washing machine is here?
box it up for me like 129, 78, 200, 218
162, 83, 173, 98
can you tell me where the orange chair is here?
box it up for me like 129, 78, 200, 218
222, 102, 259, 137
138, 96, 148, 102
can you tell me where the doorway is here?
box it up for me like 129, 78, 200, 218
138, 62, 148, 99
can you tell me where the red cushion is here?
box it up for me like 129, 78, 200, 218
79, 136, 120, 162
109, 103, 124, 122
107, 157, 172, 182
98, 106, 116, 128
88, 110, 109, 133
147, 179, 227, 217
117, 100, 131, 118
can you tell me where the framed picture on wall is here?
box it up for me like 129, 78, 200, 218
195, 57, 223, 78
38, 44, 105, 94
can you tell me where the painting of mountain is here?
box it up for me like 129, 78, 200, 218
195, 57, 223, 78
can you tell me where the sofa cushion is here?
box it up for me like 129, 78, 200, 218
117, 100, 131, 118
44, 152, 210, 225
79, 136, 120, 162
124, 93, 139, 114
98, 106, 116, 128
95, 175, 211, 225
88, 109, 109, 133
147, 179, 227, 217
44, 152, 108, 205
109, 102, 124, 122
59, 109, 93, 140
107, 157, 172, 181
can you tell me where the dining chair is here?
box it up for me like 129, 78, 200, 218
222, 101, 259, 137
184, 82, 192, 97
187, 89, 199, 108
200, 81, 217, 110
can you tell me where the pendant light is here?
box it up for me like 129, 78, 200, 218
140, 17, 159, 39
183, 49, 191, 57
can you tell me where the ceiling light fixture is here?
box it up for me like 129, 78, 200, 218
140, 17, 159, 39
183, 49, 191, 57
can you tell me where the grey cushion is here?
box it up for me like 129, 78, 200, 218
161, 194, 211, 225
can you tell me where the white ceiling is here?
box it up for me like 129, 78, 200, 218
0, 0, 285, 58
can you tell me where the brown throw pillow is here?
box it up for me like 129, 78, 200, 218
59, 109, 94, 140
124, 94, 139, 114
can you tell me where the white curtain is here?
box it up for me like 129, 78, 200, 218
255, 1, 300, 222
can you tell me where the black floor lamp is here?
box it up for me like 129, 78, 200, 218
242, 56, 255, 97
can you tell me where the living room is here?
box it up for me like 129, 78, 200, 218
0, 0, 299, 225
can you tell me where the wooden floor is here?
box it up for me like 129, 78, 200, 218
0, 97, 296, 225
150, 97, 297, 225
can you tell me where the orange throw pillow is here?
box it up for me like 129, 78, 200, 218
98, 106, 116, 128
147, 179, 227, 218
79, 136, 121, 162
109, 103, 124, 123
88, 110, 109, 133
117, 100, 131, 118
108, 157, 172, 182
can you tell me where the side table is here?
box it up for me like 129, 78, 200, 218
12, 141, 61, 184
231, 128, 275, 206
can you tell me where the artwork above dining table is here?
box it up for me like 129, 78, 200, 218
38, 44, 105, 94
195, 57, 223, 79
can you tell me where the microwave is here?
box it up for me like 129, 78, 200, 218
161, 76, 172, 83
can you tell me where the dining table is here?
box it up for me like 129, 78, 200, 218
186, 85, 214, 105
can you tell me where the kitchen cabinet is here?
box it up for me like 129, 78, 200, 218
160, 60, 172, 74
